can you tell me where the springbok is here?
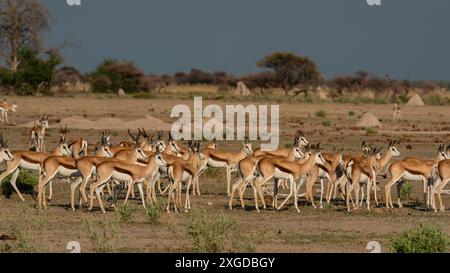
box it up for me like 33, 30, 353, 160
30, 116, 49, 152
345, 147, 381, 211
228, 131, 307, 210
88, 145, 166, 213
431, 158, 450, 212
305, 148, 344, 209
59, 125, 88, 159
0, 133, 15, 166
197, 137, 253, 196
0, 135, 72, 201
0, 100, 18, 124
165, 141, 205, 213
252, 144, 325, 213
384, 144, 449, 209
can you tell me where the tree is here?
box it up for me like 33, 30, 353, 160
88, 59, 148, 93
0, 47, 62, 95
242, 71, 277, 94
0, 0, 51, 72
257, 52, 321, 96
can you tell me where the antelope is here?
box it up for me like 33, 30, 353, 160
393, 103, 401, 121
343, 141, 401, 207
431, 159, 450, 212
197, 138, 253, 196
88, 144, 166, 213
59, 125, 89, 159
252, 144, 325, 213
0, 133, 15, 166
190, 138, 217, 196
69, 133, 114, 210
78, 130, 149, 205
0, 100, 18, 124
30, 116, 49, 152
384, 144, 449, 209
165, 141, 205, 213
0, 135, 72, 201
331, 141, 375, 202
305, 148, 344, 209
345, 147, 381, 211
228, 132, 307, 210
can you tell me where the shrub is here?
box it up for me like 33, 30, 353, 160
424, 94, 446, 105
116, 204, 133, 223
348, 111, 355, 116
145, 201, 163, 225
187, 209, 233, 253
400, 181, 414, 200
365, 128, 377, 135
83, 216, 118, 253
391, 223, 449, 253
315, 110, 327, 118
1, 170, 38, 198
88, 59, 148, 93
321, 119, 332, 127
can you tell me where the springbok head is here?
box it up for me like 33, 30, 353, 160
0, 133, 14, 162
388, 140, 401, 157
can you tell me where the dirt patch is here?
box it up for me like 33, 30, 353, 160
18, 115, 173, 131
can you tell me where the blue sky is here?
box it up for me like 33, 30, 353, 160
43, 0, 450, 80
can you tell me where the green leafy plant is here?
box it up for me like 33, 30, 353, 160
315, 110, 327, 118
400, 181, 414, 200
365, 128, 378, 135
116, 204, 133, 223
391, 223, 449, 253
145, 201, 164, 225
83, 216, 118, 253
1, 170, 38, 198
321, 119, 332, 127
187, 209, 233, 253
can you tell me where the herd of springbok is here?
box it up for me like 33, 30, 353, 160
0, 115, 450, 214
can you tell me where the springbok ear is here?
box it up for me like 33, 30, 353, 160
212, 137, 216, 144
316, 143, 321, 151
361, 141, 366, 147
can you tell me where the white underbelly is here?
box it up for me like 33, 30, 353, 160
358, 173, 370, 184
208, 158, 227, 168
402, 171, 424, 181
274, 168, 293, 180
19, 160, 41, 171
318, 168, 331, 180
58, 166, 79, 177
111, 171, 132, 182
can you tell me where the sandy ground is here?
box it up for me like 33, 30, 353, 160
0, 94, 449, 253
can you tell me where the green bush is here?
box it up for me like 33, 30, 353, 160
315, 110, 327, 118
88, 59, 148, 93
1, 170, 38, 198
365, 128, 378, 135
83, 216, 118, 253
424, 94, 446, 105
400, 181, 414, 200
348, 111, 355, 116
321, 119, 332, 127
187, 209, 233, 253
391, 223, 449, 253
145, 201, 163, 225
0, 47, 61, 95
116, 204, 133, 223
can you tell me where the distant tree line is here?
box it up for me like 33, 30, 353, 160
0, 0, 448, 98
